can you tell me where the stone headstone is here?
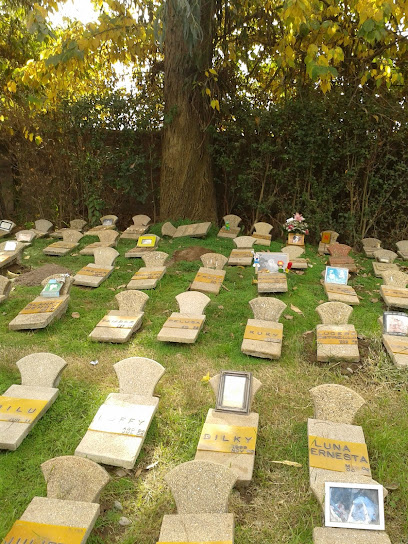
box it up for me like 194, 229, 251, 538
252, 221, 273, 246
327, 243, 352, 256
0, 219, 15, 236
318, 230, 339, 254
89, 290, 149, 343
380, 270, 408, 309
382, 334, 408, 368
324, 283, 359, 305
127, 251, 169, 290
380, 269, 408, 287
44, 229, 83, 256
362, 237, 382, 257
316, 303, 359, 362
242, 297, 286, 360
217, 214, 242, 239
0, 275, 12, 304
9, 275, 73, 330
75, 357, 164, 468
234, 236, 256, 249
228, 237, 255, 266
158, 292, 210, 343
2, 456, 109, 544
80, 229, 119, 255
310, 384, 365, 424
0, 240, 25, 269
373, 249, 398, 263
125, 235, 160, 258
73, 248, 118, 288
86, 214, 118, 235
396, 240, 408, 259
0, 353, 67, 450
120, 215, 151, 239
173, 222, 212, 238
372, 261, 399, 277
281, 245, 307, 269
201, 252, 228, 270
142, 251, 169, 267
16, 229, 36, 244
161, 221, 177, 237
133, 214, 151, 225
191, 252, 227, 295
70, 219, 87, 231
257, 271, 288, 293
316, 301, 353, 324
34, 219, 53, 237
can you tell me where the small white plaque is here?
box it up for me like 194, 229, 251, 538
88, 403, 155, 437
4, 241, 17, 251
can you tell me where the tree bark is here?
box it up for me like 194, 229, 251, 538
0, 147, 15, 217
160, 0, 218, 222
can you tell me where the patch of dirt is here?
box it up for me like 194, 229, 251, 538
170, 246, 211, 263
0, 263, 30, 276
14, 264, 72, 286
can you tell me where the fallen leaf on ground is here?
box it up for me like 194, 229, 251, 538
24, 255, 30, 260
302, 330, 314, 337
284, 314, 294, 320
271, 460, 302, 468
292, 286, 298, 290
201, 372, 211, 383
115, 266, 120, 269
290, 304, 304, 316
218, 305, 224, 309
108, 287, 116, 291
71, 312, 80, 318
117, 284, 126, 289
370, 298, 379, 303
146, 461, 158, 470
295, 270, 305, 275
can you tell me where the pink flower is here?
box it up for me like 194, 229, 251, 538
294, 212, 304, 222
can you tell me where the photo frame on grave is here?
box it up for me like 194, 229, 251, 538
215, 370, 252, 414
137, 235, 156, 248
257, 252, 288, 273
102, 218, 113, 226
325, 266, 349, 285
324, 482, 385, 531
288, 233, 304, 246
321, 231, 332, 244
4, 241, 17, 251
383, 311, 408, 336
0, 220, 13, 231
40, 278, 64, 298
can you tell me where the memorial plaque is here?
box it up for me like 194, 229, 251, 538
102, 218, 113, 225
0, 220, 13, 231
216, 371, 251, 414
77, 266, 110, 277
386, 337, 408, 355
49, 242, 75, 249
3, 520, 86, 544
96, 316, 139, 329
243, 325, 283, 342
131, 270, 163, 281
20, 299, 64, 314
252, 233, 271, 240
4, 241, 17, 251
232, 250, 253, 257
164, 316, 204, 330
198, 423, 257, 454
317, 330, 358, 345
309, 436, 371, 475
382, 287, 408, 298
195, 272, 224, 284
325, 266, 348, 285
321, 231, 331, 244
325, 284, 354, 295
137, 235, 157, 247
0, 396, 48, 424
88, 403, 155, 437
258, 273, 286, 283
383, 311, 408, 335
288, 233, 304, 246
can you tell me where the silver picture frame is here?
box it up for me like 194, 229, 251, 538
383, 311, 408, 336
215, 370, 252, 414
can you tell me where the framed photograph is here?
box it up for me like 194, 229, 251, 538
321, 231, 332, 244
215, 371, 252, 414
383, 311, 408, 336
288, 233, 304, 246
102, 218, 113, 226
0, 220, 13, 231
137, 235, 157, 248
325, 266, 349, 285
257, 252, 289, 272
325, 482, 385, 531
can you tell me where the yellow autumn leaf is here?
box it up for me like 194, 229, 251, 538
7, 81, 17, 93
210, 99, 220, 111
201, 372, 211, 383
271, 460, 302, 467
0, 115, 4, 122
35, 135, 43, 145
28, 133, 34, 142
205, 87, 211, 96
209, 68, 217, 75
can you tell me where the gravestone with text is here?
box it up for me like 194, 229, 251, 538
318, 230, 339, 255
33, 219, 53, 238
43, 229, 83, 256
157, 291, 210, 343
73, 247, 119, 288
120, 214, 151, 239
327, 243, 357, 273
0, 275, 12, 304
362, 237, 382, 258
89, 290, 149, 343
323, 266, 359, 305
86, 214, 118, 235
0, 240, 25, 269
0, 353, 67, 450
80, 229, 119, 256
241, 297, 286, 359
0, 219, 15, 238
252, 221, 273, 246
217, 214, 242, 239
125, 235, 160, 258
382, 312, 408, 369
282, 244, 307, 269
315, 302, 360, 362
396, 240, 408, 260
15, 229, 36, 245
228, 236, 255, 266
372, 249, 399, 277
75, 357, 164, 468
379, 270, 408, 310
127, 251, 168, 289
190, 252, 228, 295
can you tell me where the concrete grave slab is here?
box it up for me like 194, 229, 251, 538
75, 357, 164, 468
44, 229, 83, 256
396, 240, 408, 260
120, 214, 151, 239
201, 252, 229, 270
0, 219, 15, 238
125, 235, 160, 258
217, 214, 242, 239
313, 527, 391, 544
257, 271, 288, 293
161, 221, 177, 237
51, 219, 87, 239
328, 255, 357, 273
15, 229, 36, 245
0, 240, 25, 269
372, 261, 399, 277
9, 274, 73, 330
316, 303, 359, 362
310, 384, 366, 425
318, 231, 339, 255
32, 219, 53, 238
228, 236, 255, 266
190, 267, 226, 295
79, 230, 119, 256
86, 215, 118, 235
252, 221, 273, 246
380, 270, 408, 309
89, 290, 148, 343
0, 353, 67, 450
127, 251, 169, 289
157, 291, 210, 344
73, 248, 119, 288
327, 243, 352, 257
162, 221, 212, 238
362, 237, 382, 257
0, 275, 12, 304
383, 333, 408, 368
324, 283, 359, 305
241, 297, 286, 359
373, 249, 398, 263
282, 245, 307, 269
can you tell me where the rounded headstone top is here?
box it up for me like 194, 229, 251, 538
165, 461, 237, 514
142, 251, 169, 267
327, 243, 352, 256
316, 302, 353, 324
93, 247, 119, 266
70, 219, 87, 230
41, 456, 110, 503
361, 237, 381, 247
233, 236, 256, 249
113, 356, 165, 395
200, 252, 228, 270
176, 291, 211, 315
100, 214, 118, 223
115, 290, 149, 313
396, 240, 408, 251
282, 245, 304, 258
310, 384, 366, 424
98, 230, 119, 244
0, 275, 11, 296
62, 229, 83, 243
16, 229, 36, 242
253, 222, 273, 235
373, 249, 398, 263
35, 219, 53, 233
249, 297, 287, 322
223, 214, 242, 227
17, 352, 68, 388
380, 269, 408, 287
132, 214, 151, 225
162, 222, 177, 237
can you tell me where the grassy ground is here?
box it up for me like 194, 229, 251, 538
0, 224, 408, 544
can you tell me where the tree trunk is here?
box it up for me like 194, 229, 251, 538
160, 0, 218, 222
0, 147, 15, 217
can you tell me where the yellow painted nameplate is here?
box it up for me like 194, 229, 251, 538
20, 299, 64, 314
385, 338, 408, 355
231, 250, 253, 257
258, 273, 286, 283
317, 330, 358, 345
252, 233, 271, 240
309, 435, 371, 475
0, 254, 10, 263
325, 284, 355, 295
96, 316, 138, 329
78, 266, 110, 277
321, 231, 332, 244
158, 541, 232, 544
244, 325, 282, 343
131, 270, 163, 281
49, 242, 75, 249
382, 287, 408, 298
0, 396, 48, 424
195, 272, 224, 284
198, 423, 257, 454
3, 520, 86, 544
165, 316, 204, 330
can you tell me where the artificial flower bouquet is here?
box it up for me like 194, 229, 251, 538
283, 212, 309, 235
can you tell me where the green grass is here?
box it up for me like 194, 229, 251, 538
0, 223, 408, 543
